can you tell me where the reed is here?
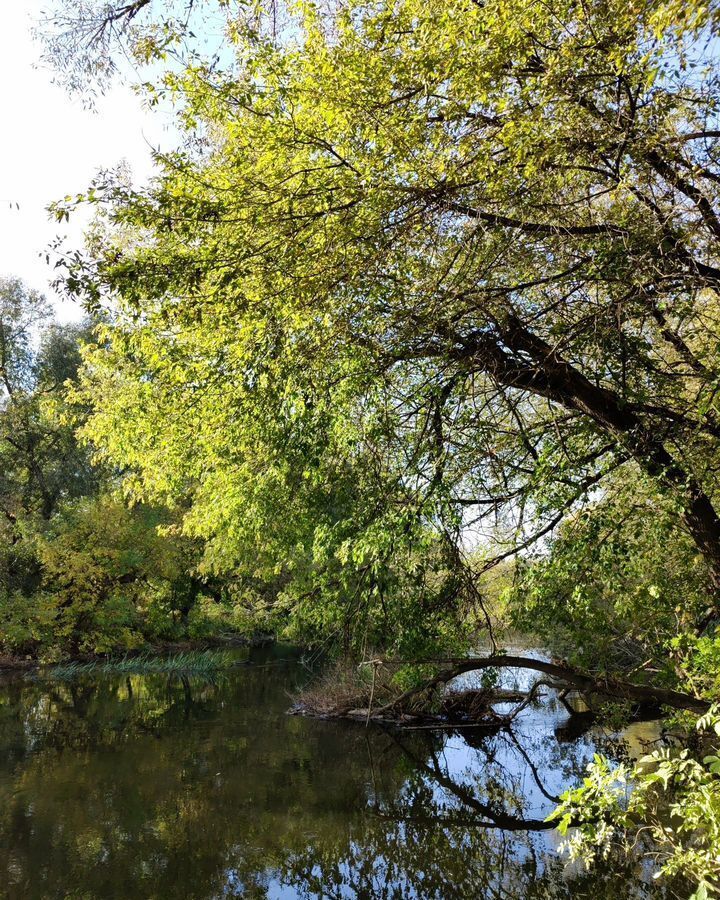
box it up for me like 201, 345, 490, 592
40, 650, 235, 680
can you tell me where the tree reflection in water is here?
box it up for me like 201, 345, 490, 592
0, 647, 681, 899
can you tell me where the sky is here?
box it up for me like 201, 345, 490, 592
0, 2, 172, 322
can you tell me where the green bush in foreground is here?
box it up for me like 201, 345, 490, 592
549, 708, 720, 898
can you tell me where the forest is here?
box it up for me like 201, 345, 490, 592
1, 0, 720, 896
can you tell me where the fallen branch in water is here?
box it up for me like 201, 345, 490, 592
291, 653, 709, 728
372, 654, 710, 717
290, 656, 527, 726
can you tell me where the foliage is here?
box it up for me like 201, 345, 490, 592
34, 495, 209, 654
23, 1, 720, 895
6, 5, 720, 895
0, 278, 245, 658
509, 469, 713, 675
46, 0, 720, 666
36, 0, 236, 96
669, 634, 720, 699
0, 278, 97, 524
549, 708, 720, 897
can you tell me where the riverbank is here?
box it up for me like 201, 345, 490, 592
0, 632, 276, 674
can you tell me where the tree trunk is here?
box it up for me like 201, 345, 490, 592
456, 317, 720, 614
375, 654, 710, 717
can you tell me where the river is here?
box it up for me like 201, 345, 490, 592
0, 644, 674, 898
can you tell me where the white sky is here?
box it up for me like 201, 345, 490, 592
0, 2, 172, 321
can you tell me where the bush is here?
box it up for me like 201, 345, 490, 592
549, 708, 720, 898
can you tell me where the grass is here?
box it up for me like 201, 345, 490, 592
38, 649, 236, 680
294, 658, 401, 715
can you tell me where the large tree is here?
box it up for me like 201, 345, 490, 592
59, 0, 720, 651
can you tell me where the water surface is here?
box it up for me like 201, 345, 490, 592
0, 645, 672, 898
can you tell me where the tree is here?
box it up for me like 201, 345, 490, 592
57, 0, 720, 656
0, 279, 221, 657
36, 0, 265, 96
0, 278, 97, 525
34, 496, 208, 654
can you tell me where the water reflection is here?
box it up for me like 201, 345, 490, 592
0, 647, 678, 898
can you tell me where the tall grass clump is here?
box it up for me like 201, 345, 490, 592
39, 650, 235, 680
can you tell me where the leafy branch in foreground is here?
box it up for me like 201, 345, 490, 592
549, 707, 720, 898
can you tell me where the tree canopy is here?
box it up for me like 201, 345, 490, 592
46, 0, 720, 662
0, 279, 236, 657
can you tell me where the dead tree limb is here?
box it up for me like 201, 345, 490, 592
373, 654, 710, 717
